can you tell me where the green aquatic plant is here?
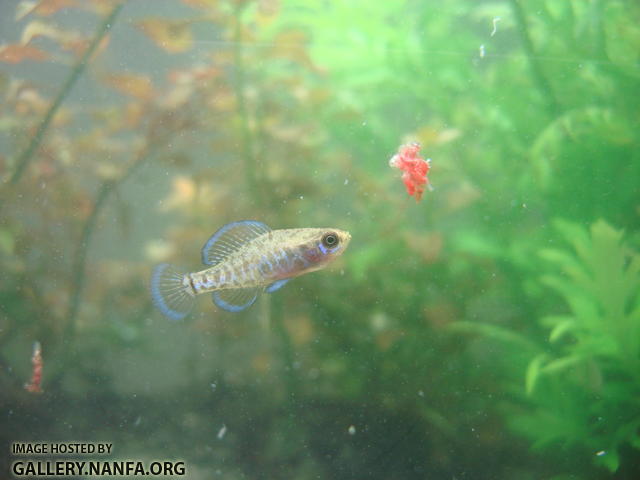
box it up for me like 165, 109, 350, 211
451, 219, 640, 473
517, 219, 640, 472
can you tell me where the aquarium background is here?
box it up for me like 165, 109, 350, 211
1, 0, 639, 478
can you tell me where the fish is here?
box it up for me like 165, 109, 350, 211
150, 220, 351, 319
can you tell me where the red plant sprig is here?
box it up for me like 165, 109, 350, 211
24, 341, 43, 394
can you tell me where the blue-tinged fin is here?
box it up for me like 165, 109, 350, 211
266, 278, 290, 293
212, 287, 261, 312
201, 220, 271, 266
151, 263, 194, 321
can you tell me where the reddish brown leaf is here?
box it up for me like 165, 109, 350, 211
78, 0, 123, 15
181, 0, 218, 8
16, 0, 79, 19
0, 44, 49, 63
33, 0, 78, 16
20, 20, 84, 52
258, 0, 280, 16
270, 29, 317, 70
102, 73, 155, 101
137, 18, 194, 53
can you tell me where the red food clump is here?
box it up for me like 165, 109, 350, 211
24, 341, 43, 394
389, 142, 432, 202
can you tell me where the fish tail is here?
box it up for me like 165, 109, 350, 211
150, 263, 194, 321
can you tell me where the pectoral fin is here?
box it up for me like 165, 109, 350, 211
265, 278, 290, 293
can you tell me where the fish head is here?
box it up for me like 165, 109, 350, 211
296, 228, 351, 272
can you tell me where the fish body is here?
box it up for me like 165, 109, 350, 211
151, 221, 351, 319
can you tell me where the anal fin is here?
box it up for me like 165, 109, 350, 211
212, 287, 261, 312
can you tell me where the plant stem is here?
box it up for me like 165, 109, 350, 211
63, 147, 149, 344
46, 146, 150, 388
231, 3, 261, 203
510, 0, 561, 116
8, 2, 125, 186
271, 294, 298, 397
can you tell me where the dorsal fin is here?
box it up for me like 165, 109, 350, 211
201, 220, 271, 266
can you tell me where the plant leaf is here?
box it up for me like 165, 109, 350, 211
547, 317, 576, 342
449, 321, 538, 351
540, 355, 584, 375
32, 0, 78, 17
526, 354, 548, 395
0, 43, 49, 63
102, 73, 155, 101
137, 18, 194, 53
594, 448, 620, 472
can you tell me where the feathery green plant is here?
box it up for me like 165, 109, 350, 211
517, 219, 640, 472
451, 219, 640, 473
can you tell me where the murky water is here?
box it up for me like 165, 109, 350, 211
1, 1, 639, 478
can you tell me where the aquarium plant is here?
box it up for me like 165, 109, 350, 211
453, 219, 640, 473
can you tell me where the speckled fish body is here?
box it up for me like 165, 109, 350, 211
190, 228, 346, 292
151, 221, 351, 319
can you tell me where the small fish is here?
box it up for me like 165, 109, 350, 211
151, 220, 351, 319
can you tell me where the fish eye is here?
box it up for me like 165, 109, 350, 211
321, 232, 339, 249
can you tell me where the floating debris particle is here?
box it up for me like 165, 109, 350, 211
479, 44, 486, 58
491, 17, 501, 37
217, 424, 227, 439
596, 450, 606, 457
348, 425, 356, 435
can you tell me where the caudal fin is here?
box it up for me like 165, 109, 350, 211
150, 263, 194, 321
